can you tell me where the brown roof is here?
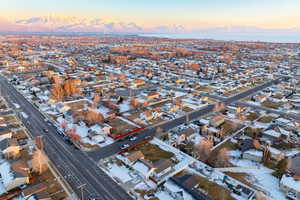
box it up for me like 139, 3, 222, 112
289, 153, 300, 176
139, 159, 154, 169
154, 159, 173, 174
143, 111, 153, 118
9, 138, 19, 146
22, 183, 47, 198
148, 92, 159, 97
11, 160, 30, 177
126, 151, 144, 163
179, 174, 199, 188
35, 191, 52, 200
178, 128, 195, 137
0, 130, 11, 136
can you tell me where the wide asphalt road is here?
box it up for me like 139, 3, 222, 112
0, 75, 133, 200
88, 77, 284, 161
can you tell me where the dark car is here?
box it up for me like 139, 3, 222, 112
42, 128, 49, 133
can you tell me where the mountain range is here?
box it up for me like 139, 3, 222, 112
0, 15, 185, 33
0, 15, 299, 36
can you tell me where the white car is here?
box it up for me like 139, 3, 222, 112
120, 144, 130, 150
129, 136, 137, 141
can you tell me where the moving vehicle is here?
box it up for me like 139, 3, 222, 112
120, 144, 129, 150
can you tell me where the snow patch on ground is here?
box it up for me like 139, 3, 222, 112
231, 158, 286, 200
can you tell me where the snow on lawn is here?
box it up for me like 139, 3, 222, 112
12, 196, 28, 200
231, 158, 286, 200
117, 116, 140, 128
74, 124, 89, 138
132, 161, 149, 177
229, 150, 242, 158
107, 163, 132, 183
174, 91, 186, 97
253, 122, 271, 129
284, 149, 300, 157
134, 180, 156, 191
90, 106, 110, 118
0, 183, 6, 196
155, 190, 177, 200
56, 116, 65, 124
119, 100, 131, 113
0, 161, 14, 195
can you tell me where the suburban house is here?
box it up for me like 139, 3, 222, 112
125, 151, 145, 165
140, 111, 154, 121
242, 149, 263, 162
176, 128, 196, 144
22, 182, 48, 199
0, 130, 12, 140
263, 124, 291, 140
280, 174, 300, 200
0, 138, 21, 158
152, 159, 174, 179
133, 80, 145, 88
147, 92, 160, 100
35, 192, 52, 200
210, 115, 225, 127
280, 153, 300, 199
169, 174, 213, 200
0, 160, 30, 192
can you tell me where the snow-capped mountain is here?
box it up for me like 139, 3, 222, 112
0, 15, 299, 37
14, 15, 140, 32
11, 15, 185, 33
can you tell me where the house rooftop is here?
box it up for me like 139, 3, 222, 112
153, 159, 173, 174
126, 151, 144, 163
22, 182, 47, 198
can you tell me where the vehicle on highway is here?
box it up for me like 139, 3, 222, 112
63, 137, 73, 145
13, 103, 20, 109
120, 144, 130, 150
42, 128, 49, 133
129, 136, 137, 141
20, 112, 29, 119
57, 130, 65, 136
144, 135, 153, 140
116, 138, 126, 142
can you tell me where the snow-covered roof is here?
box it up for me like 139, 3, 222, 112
244, 149, 263, 157
0, 161, 14, 190
280, 175, 300, 192
263, 129, 281, 138
132, 161, 149, 176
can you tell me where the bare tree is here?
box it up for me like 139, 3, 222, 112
63, 79, 82, 97
216, 147, 230, 167
51, 84, 64, 101
194, 137, 213, 162
130, 98, 140, 108
32, 150, 48, 174
35, 136, 44, 150
67, 127, 81, 141
93, 93, 101, 103
60, 120, 67, 131
85, 110, 104, 125
213, 102, 225, 113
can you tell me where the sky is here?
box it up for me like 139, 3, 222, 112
1, 0, 300, 29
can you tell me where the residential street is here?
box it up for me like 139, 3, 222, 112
0, 75, 133, 200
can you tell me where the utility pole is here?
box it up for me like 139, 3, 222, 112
77, 184, 86, 200
186, 113, 189, 124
